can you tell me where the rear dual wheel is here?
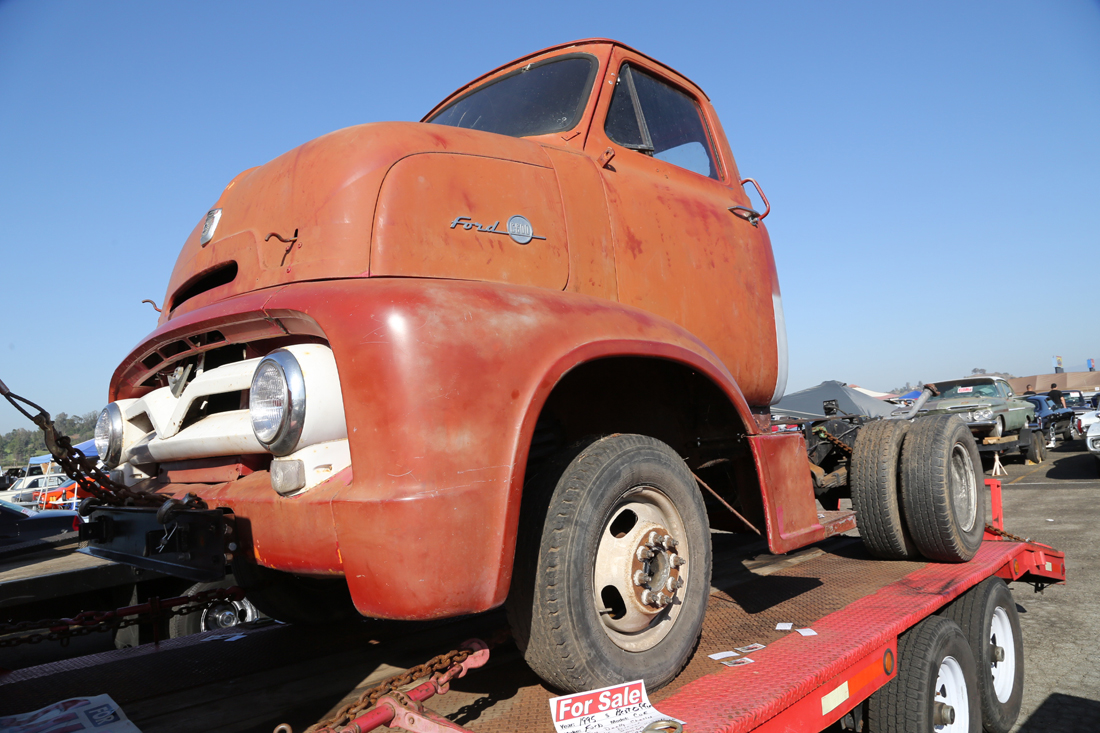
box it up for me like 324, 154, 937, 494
851, 420, 919, 560
508, 434, 711, 693
901, 415, 985, 563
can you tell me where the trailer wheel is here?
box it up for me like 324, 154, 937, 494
507, 434, 711, 693
850, 419, 919, 559
901, 415, 985, 562
941, 578, 1023, 733
867, 615, 981, 732
988, 417, 1004, 439
1025, 430, 1044, 464
168, 576, 262, 638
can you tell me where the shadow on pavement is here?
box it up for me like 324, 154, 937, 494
1042, 452, 1100, 481
1017, 692, 1100, 732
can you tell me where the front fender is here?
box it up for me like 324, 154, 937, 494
257, 278, 757, 618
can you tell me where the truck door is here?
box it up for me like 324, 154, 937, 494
584, 51, 781, 406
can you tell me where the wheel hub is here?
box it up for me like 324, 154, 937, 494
631, 528, 685, 609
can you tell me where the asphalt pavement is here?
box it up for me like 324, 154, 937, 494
996, 438, 1100, 732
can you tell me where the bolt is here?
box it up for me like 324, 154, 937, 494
665, 576, 684, 592
655, 593, 670, 607
661, 535, 678, 549
993, 645, 1005, 663
641, 590, 656, 606
636, 546, 654, 561
933, 702, 955, 726
634, 570, 652, 586
227, 542, 238, 552
646, 531, 661, 547
671, 554, 686, 568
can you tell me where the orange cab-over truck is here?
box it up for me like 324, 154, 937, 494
5, 38, 1061, 733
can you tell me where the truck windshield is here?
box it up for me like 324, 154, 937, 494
429, 55, 596, 138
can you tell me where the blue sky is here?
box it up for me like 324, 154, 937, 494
1, 0, 1098, 433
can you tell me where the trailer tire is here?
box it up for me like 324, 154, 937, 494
901, 415, 985, 562
941, 578, 1024, 733
1025, 430, 1044, 464
507, 434, 711, 693
850, 419, 920, 560
867, 615, 981, 732
168, 576, 262, 638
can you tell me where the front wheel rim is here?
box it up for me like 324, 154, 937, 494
989, 606, 1017, 703
200, 598, 260, 631
593, 486, 689, 652
934, 655, 971, 731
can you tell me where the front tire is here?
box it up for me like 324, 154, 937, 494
942, 578, 1024, 733
507, 434, 712, 693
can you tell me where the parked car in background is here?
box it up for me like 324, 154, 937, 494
0, 499, 82, 547
1078, 409, 1100, 440
1023, 395, 1076, 444
920, 376, 1035, 438
1087, 421, 1100, 473
0, 473, 71, 507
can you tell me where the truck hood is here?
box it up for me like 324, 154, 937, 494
158, 122, 557, 326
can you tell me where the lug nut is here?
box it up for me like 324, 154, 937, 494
641, 589, 656, 606
655, 593, 670, 607
993, 645, 1005, 663
636, 546, 654, 561
665, 577, 683, 592
634, 570, 652, 586
646, 531, 661, 547
661, 535, 677, 549
671, 554, 686, 567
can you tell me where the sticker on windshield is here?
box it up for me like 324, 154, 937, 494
958, 387, 974, 393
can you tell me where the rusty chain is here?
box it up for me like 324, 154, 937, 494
0, 587, 245, 648
301, 628, 510, 733
0, 380, 176, 510
812, 425, 854, 455
984, 524, 1031, 544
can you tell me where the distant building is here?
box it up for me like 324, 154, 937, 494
1007, 371, 1100, 394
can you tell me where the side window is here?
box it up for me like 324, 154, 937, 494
997, 382, 1011, 399
604, 64, 719, 180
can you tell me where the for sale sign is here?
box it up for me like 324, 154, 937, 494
549, 680, 683, 733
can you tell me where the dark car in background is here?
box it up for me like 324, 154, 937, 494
1023, 395, 1076, 444
0, 499, 82, 547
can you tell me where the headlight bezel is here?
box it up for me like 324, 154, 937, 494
95, 403, 124, 468
249, 349, 306, 456
972, 408, 994, 422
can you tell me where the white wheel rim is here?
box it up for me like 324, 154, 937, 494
934, 655, 971, 731
949, 443, 977, 533
989, 606, 1017, 703
592, 486, 688, 652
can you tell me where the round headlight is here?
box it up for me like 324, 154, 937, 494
95, 403, 124, 468
973, 408, 994, 422
249, 349, 306, 455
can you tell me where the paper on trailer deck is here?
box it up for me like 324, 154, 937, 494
549, 680, 683, 733
0, 694, 141, 733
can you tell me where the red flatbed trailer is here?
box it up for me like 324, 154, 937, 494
0, 482, 1064, 733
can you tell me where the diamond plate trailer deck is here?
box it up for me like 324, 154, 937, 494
0, 485, 1064, 733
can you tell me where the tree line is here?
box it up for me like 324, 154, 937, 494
0, 412, 98, 468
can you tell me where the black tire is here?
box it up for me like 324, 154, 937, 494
867, 615, 981, 732
941, 578, 1024, 733
167, 576, 263, 639
1065, 422, 1080, 442
901, 415, 985, 563
850, 419, 920, 560
230, 561, 359, 626
1025, 430, 1044, 464
507, 434, 712, 693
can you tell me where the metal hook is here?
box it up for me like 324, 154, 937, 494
142, 299, 162, 313
265, 229, 299, 245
